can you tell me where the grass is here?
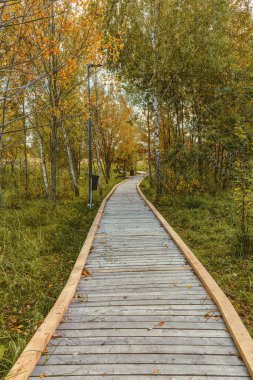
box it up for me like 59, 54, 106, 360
0, 176, 121, 378
141, 178, 253, 337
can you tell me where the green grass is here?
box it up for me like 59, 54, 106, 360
141, 178, 253, 337
0, 177, 121, 378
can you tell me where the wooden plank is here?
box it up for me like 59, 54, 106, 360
75, 290, 208, 297
66, 310, 220, 318
46, 336, 235, 347
89, 265, 190, 274
57, 321, 226, 330
53, 328, 230, 338
37, 353, 243, 366
61, 315, 222, 323
31, 363, 249, 376
45, 344, 237, 356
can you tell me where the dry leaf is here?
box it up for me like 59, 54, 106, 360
52, 334, 62, 339
204, 312, 211, 320
214, 315, 220, 321
153, 369, 159, 374
39, 374, 47, 379
81, 268, 92, 277
157, 321, 165, 327
186, 284, 192, 289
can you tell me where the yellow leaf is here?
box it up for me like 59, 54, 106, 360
204, 312, 211, 320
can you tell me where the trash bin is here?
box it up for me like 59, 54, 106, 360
92, 175, 99, 190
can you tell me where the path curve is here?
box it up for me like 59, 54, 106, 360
11, 176, 253, 379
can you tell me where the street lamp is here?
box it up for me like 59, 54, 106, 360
87, 63, 102, 209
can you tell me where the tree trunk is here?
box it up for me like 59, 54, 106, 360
105, 160, 111, 184
22, 97, 29, 195
49, 0, 58, 204
36, 128, 49, 198
61, 126, 79, 196
147, 106, 153, 187
51, 120, 58, 203
151, 0, 161, 195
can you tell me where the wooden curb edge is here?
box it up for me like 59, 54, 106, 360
137, 179, 253, 379
7, 179, 127, 380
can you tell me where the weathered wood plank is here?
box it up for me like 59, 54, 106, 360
54, 328, 231, 338
31, 363, 249, 376
47, 336, 235, 347
57, 321, 226, 330
45, 344, 238, 356
61, 315, 222, 323
37, 353, 243, 366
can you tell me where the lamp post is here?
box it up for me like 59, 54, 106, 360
87, 63, 102, 209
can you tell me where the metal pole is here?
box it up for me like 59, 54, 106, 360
147, 104, 152, 187
87, 64, 92, 209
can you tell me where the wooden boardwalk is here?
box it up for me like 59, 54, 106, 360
30, 177, 250, 379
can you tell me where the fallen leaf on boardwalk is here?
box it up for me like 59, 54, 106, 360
204, 312, 211, 320
42, 348, 48, 354
81, 268, 92, 277
38, 374, 47, 378
77, 294, 88, 303
101, 373, 107, 377
153, 369, 159, 374
214, 315, 220, 321
186, 284, 192, 289
52, 334, 62, 339
149, 321, 166, 330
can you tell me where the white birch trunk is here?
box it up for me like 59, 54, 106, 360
151, 0, 161, 194
61, 126, 79, 196
37, 129, 49, 198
